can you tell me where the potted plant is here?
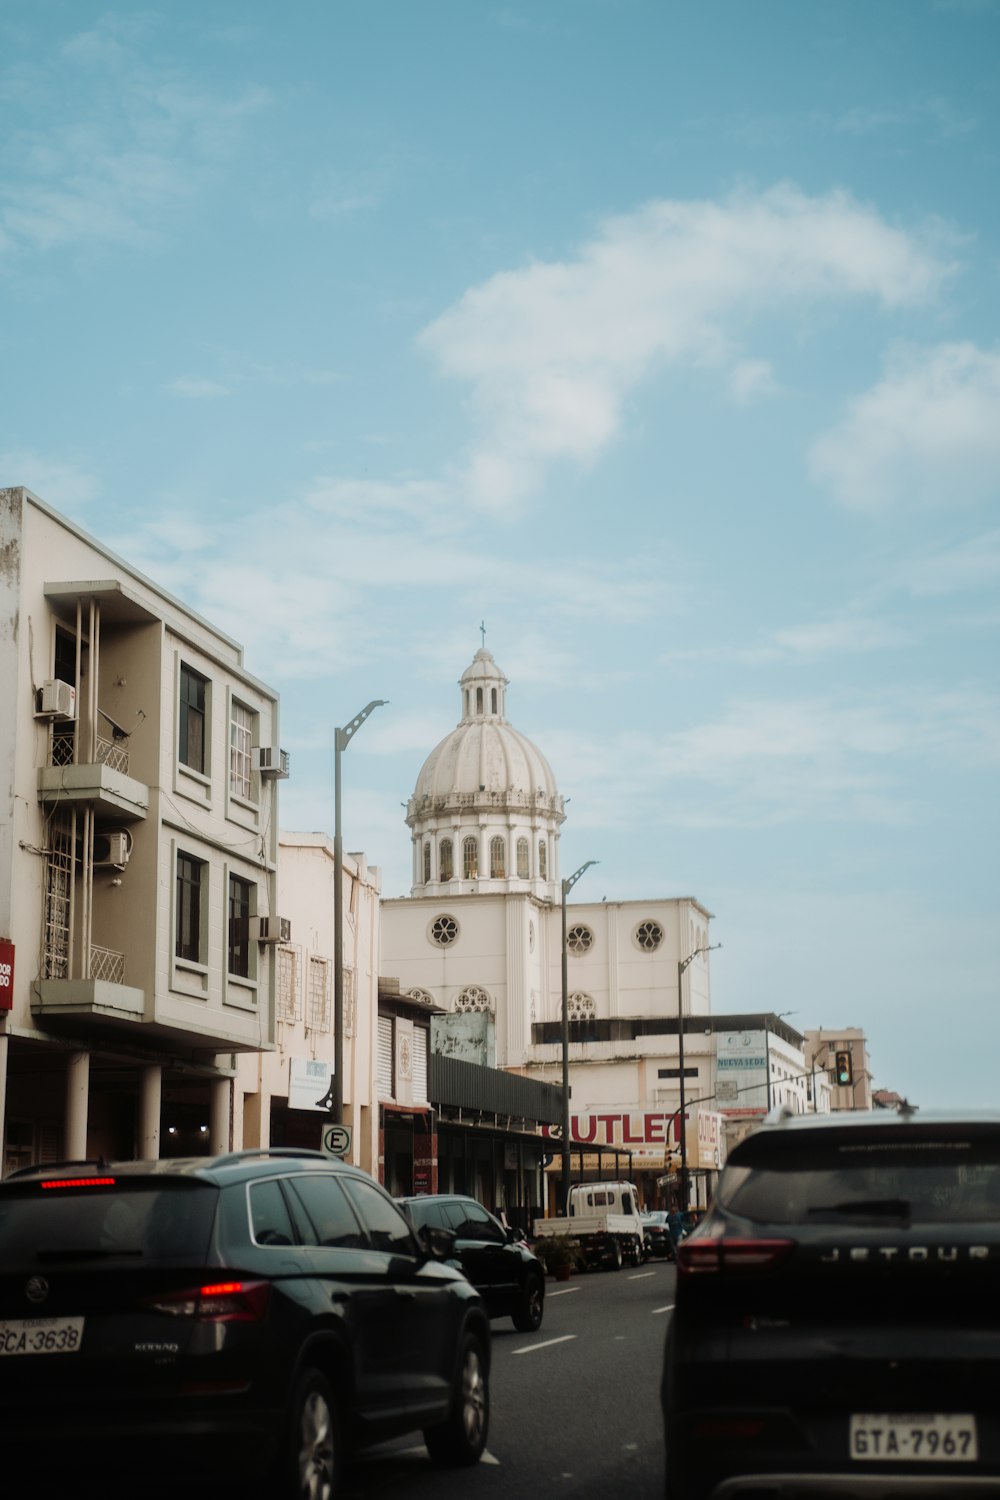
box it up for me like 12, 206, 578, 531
534, 1234, 582, 1281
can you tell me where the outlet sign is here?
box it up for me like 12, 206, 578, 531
0, 940, 13, 1011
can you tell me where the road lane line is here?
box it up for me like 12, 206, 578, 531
653, 1303, 675, 1314
546, 1285, 580, 1296
512, 1334, 578, 1355
628, 1271, 656, 1280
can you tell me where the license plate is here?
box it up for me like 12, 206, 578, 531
850, 1413, 977, 1462
0, 1316, 84, 1356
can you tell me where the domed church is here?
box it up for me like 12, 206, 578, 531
379, 646, 718, 1204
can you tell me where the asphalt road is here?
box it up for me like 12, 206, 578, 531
346, 1257, 676, 1500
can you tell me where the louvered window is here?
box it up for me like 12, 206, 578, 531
377, 1015, 394, 1098
411, 1025, 428, 1104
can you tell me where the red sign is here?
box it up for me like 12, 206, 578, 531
0, 940, 13, 1011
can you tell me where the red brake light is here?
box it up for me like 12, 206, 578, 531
146, 1280, 271, 1322
40, 1177, 116, 1190
678, 1237, 794, 1275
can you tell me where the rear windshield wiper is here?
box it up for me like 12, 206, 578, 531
806, 1198, 911, 1219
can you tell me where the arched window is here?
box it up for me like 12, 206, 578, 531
491, 687, 497, 713
538, 839, 547, 880
476, 687, 483, 714
423, 841, 431, 883
440, 838, 453, 881
464, 690, 470, 717
568, 992, 596, 1020
516, 838, 529, 878
490, 836, 506, 879
455, 985, 493, 1013
463, 835, 479, 878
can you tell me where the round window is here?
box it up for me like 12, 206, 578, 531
566, 924, 594, 955
430, 914, 459, 947
634, 920, 664, 952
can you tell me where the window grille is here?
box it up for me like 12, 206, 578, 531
308, 956, 332, 1032
517, 838, 529, 878
462, 836, 479, 878
423, 841, 431, 883
538, 839, 547, 880
277, 945, 301, 1021
439, 839, 453, 881
42, 810, 74, 980
568, 992, 596, 1020
344, 966, 356, 1038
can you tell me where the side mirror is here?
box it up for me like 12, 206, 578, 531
506, 1225, 527, 1244
419, 1223, 458, 1262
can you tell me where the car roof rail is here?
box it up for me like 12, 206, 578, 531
208, 1147, 331, 1168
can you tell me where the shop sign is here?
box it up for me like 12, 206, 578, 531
288, 1056, 332, 1112
0, 941, 13, 1011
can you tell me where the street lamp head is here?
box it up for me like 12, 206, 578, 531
562, 859, 598, 897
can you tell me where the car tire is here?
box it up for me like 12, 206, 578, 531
424, 1332, 489, 1467
511, 1273, 544, 1332
286, 1368, 341, 1500
607, 1238, 623, 1272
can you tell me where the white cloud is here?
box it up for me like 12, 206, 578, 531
662, 612, 911, 666
727, 357, 780, 404
167, 377, 231, 400
809, 342, 1000, 513
890, 529, 1000, 597
0, 451, 99, 508
420, 184, 954, 511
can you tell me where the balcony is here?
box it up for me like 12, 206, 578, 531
38, 742, 149, 821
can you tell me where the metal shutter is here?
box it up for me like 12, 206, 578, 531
377, 1015, 394, 1098
412, 1025, 428, 1104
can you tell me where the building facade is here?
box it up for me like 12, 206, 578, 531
0, 487, 283, 1167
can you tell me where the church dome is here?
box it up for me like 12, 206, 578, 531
405, 648, 564, 899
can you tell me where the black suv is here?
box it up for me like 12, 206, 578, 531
662, 1109, 1000, 1498
398, 1194, 545, 1332
0, 1150, 491, 1497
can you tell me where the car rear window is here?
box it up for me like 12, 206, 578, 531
0, 1179, 218, 1263
719, 1133, 1000, 1226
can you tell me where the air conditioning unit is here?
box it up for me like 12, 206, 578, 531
94, 830, 131, 868
251, 915, 291, 945
253, 747, 290, 779
35, 679, 76, 720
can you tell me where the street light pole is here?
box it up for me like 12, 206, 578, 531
676, 942, 721, 1214
561, 860, 597, 1214
332, 699, 388, 1128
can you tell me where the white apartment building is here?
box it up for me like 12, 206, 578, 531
235, 835, 382, 1176
0, 487, 284, 1168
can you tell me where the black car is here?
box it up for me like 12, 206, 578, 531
0, 1149, 491, 1498
662, 1108, 1000, 1498
398, 1194, 545, 1332
641, 1210, 676, 1260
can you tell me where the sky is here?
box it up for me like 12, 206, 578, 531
2, 0, 998, 1109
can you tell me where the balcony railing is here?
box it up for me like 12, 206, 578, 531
47, 733, 130, 775
89, 945, 125, 984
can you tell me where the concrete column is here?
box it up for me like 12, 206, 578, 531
65, 1052, 90, 1159
138, 1065, 161, 1159
210, 1077, 230, 1155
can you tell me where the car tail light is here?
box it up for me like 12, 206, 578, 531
145, 1280, 271, 1322
678, 1237, 794, 1275
40, 1176, 116, 1189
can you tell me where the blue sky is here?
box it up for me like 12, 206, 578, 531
3, 0, 998, 1107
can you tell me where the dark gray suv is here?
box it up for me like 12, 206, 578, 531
662, 1109, 1000, 1498
399, 1194, 545, 1332
0, 1150, 491, 1498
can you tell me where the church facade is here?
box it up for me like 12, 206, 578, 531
380, 648, 720, 1210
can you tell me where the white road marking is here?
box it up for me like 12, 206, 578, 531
546, 1285, 580, 1296
628, 1271, 656, 1280
512, 1333, 578, 1355
653, 1303, 675, 1314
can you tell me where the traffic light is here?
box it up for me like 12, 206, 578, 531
834, 1050, 853, 1086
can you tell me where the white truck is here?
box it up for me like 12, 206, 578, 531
534, 1181, 646, 1271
